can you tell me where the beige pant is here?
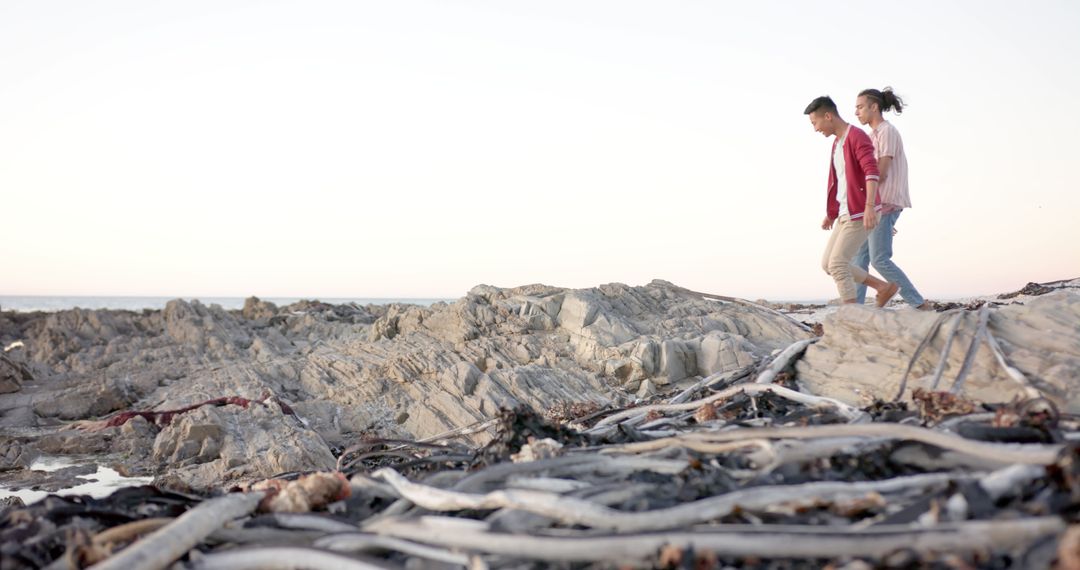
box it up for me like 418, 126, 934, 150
822, 216, 870, 301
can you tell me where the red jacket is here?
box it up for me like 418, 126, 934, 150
826, 125, 880, 221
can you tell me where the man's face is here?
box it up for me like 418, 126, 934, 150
854, 95, 875, 125
809, 111, 834, 137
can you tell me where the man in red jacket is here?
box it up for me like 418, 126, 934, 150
805, 96, 899, 306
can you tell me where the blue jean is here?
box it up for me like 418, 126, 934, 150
853, 210, 925, 306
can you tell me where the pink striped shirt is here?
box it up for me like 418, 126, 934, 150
870, 120, 911, 211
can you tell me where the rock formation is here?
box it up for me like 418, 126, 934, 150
796, 286, 1080, 412
0, 281, 809, 490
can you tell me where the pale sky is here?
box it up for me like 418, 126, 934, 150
2, 1, 1078, 300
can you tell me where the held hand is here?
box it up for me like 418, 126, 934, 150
863, 209, 878, 231
821, 216, 834, 230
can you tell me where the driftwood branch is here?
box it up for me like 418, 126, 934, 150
666, 365, 755, 405
207, 527, 324, 546
928, 312, 964, 391
979, 464, 1046, 500
605, 423, 1063, 465
89, 492, 264, 570
188, 547, 391, 570
315, 533, 471, 565
982, 322, 1043, 399
366, 468, 984, 533
950, 305, 991, 394
369, 515, 1065, 561
588, 338, 821, 434
91, 518, 173, 550
447, 454, 689, 493
755, 338, 818, 384
590, 382, 862, 432
600, 437, 775, 458
894, 309, 962, 400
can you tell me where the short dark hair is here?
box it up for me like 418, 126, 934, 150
804, 96, 837, 116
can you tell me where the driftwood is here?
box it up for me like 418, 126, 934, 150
605, 423, 1063, 464
368, 516, 1066, 561
666, 365, 754, 405
899, 303, 1046, 402
88, 492, 264, 570
590, 382, 863, 432
207, 527, 326, 546
314, 533, 471, 565
928, 311, 964, 391
366, 467, 990, 533
587, 337, 826, 436
950, 305, 992, 394
894, 308, 963, 400
982, 320, 1044, 399
754, 338, 818, 384
600, 437, 775, 458
188, 547, 391, 570
90, 518, 172, 550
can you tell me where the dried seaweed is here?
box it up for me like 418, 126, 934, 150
71, 393, 297, 431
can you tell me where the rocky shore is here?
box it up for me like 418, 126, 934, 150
1, 280, 816, 491
2, 278, 1079, 568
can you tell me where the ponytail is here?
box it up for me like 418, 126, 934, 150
859, 87, 905, 115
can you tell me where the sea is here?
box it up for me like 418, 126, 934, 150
0, 296, 450, 313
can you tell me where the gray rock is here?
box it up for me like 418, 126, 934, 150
241, 296, 278, 321
0, 438, 36, 471
795, 291, 1080, 411
0, 355, 32, 394
637, 379, 658, 399
0, 280, 813, 491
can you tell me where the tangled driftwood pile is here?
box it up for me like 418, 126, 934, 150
5, 335, 1080, 569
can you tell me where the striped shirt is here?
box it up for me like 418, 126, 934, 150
870, 120, 911, 209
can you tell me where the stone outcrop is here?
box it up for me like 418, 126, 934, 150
0, 281, 809, 491
796, 289, 1080, 412
0, 355, 32, 395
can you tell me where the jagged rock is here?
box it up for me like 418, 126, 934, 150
31, 375, 135, 420
697, 331, 758, 377
163, 300, 253, 353
150, 404, 336, 490
637, 378, 658, 399
241, 296, 278, 321
0, 438, 36, 471
152, 414, 224, 466
795, 291, 1080, 412
0, 280, 812, 491
0, 355, 32, 394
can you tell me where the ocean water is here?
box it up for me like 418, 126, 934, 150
0, 296, 450, 313
0, 456, 154, 504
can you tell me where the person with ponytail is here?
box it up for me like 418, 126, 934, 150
851, 88, 929, 309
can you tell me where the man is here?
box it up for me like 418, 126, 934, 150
805, 95, 899, 305
852, 88, 930, 309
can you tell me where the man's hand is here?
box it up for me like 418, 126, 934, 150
821, 216, 834, 230
863, 208, 878, 230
